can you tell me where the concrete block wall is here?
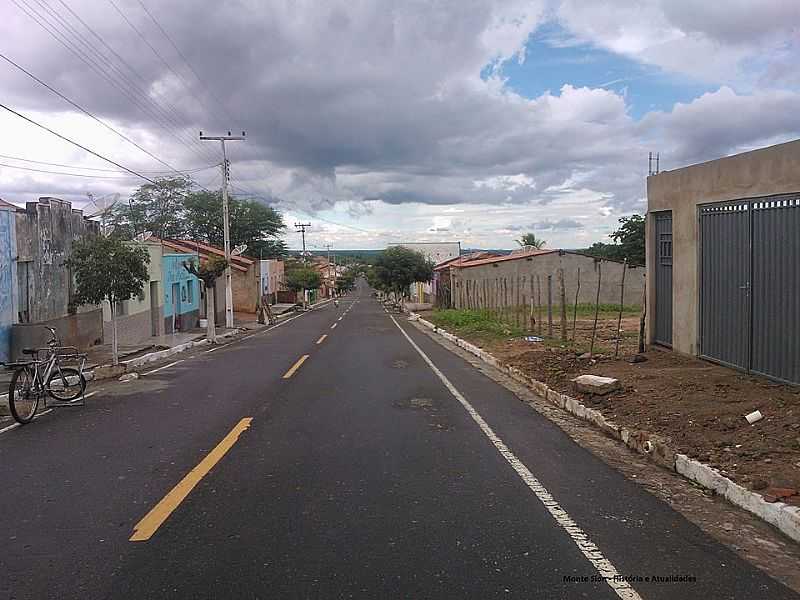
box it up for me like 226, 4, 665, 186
103, 307, 164, 346
451, 251, 644, 310
646, 139, 800, 355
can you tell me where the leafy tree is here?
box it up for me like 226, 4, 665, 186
285, 267, 322, 293
110, 177, 191, 239
65, 236, 150, 365
584, 214, 645, 265
372, 247, 434, 301
285, 265, 322, 308
183, 191, 287, 257
335, 267, 357, 293
184, 255, 227, 343
515, 233, 546, 249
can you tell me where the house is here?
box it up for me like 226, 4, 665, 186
161, 239, 259, 314
259, 259, 285, 303
162, 252, 201, 333
389, 242, 461, 303
100, 239, 165, 345
11, 197, 102, 357
311, 257, 337, 298
449, 248, 644, 310
646, 138, 800, 385
432, 251, 501, 308
0, 199, 17, 362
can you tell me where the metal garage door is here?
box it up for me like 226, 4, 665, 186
700, 194, 800, 384
700, 201, 751, 371
751, 196, 800, 384
654, 212, 673, 346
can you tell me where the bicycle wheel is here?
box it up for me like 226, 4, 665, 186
8, 366, 39, 424
46, 367, 86, 402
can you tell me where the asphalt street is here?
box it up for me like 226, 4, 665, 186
0, 280, 796, 599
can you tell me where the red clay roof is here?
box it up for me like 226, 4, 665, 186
450, 248, 556, 268
434, 251, 502, 271
160, 238, 254, 272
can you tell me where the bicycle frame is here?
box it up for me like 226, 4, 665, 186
22, 347, 87, 406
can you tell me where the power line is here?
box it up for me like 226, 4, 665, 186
134, 0, 238, 130
0, 151, 217, 175
12, 0, 220, 166
0, 161, 142, 179
0, 102, 157, 184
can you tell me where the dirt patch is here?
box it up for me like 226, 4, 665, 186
435, 311, 800, 497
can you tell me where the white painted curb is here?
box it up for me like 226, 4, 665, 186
412, 313, 800, 545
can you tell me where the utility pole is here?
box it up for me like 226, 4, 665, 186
295, 223, 311, 262
200, 130, 245, 329
326, 243, 337, 297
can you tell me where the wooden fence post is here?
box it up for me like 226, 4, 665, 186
536, 275, 543, 335
547, 274, 553, 338
589, 262, 603, 358
571, 267, 581, 342
614, 259, 628, 359
559, 268, 567, 342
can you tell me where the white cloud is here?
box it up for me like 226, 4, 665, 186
0, 1, 797, 250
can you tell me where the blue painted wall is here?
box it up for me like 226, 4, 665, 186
0, 209, 17, 363
163, 253, 200, 317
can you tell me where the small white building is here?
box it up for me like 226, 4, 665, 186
259, 259, 285, 303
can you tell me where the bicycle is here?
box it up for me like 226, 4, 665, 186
3, 327, 88, 424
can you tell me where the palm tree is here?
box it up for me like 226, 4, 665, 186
515, 233, 546, 249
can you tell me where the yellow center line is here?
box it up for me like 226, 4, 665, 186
283, 354, 310, 379
316, 334, 327, 345
129, 417, 253, 542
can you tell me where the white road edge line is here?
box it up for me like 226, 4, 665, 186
142, 360, 184, 376
388, 314, 643, 600
0, 389, 100, 435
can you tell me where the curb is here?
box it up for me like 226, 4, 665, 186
91, 328, 242, 381
412, 313, 800, 545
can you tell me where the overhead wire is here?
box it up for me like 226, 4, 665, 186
0, 102, 158, 183
11, 0, 219, 166
134, 0, 239, 130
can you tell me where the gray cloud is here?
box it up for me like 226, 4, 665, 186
0, 0, 797, 233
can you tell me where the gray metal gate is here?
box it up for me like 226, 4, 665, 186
654, 212, 673, 346
751, 196, 800, 384
700, 194, 800, 384
700, 201, 751, 371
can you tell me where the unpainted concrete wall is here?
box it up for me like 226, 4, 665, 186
232, 263, 259, 313
11, 308, 103, 360
451, 251, 644, 310
15, 197, 100, 324
646, 139, 800, 355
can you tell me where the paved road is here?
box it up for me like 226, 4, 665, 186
0, 281, 796, 599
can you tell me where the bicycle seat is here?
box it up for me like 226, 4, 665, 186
21, 348, 38, 355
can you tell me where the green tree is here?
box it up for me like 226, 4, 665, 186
373, 247, 434, 301
183, 255, 227, 343
183, 191, 287, 257
285, 265, 322, 308
110, 177, 191, 239
65, 236, 150, 365
585, 214, 645, 265
515, 233, 546, 249
335, 267, 357, 293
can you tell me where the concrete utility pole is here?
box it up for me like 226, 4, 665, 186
200, 131, 245, 329
326, 243, 337, 296
295, 223, 311, 262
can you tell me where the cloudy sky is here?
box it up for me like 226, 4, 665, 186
1, 1, 798, 250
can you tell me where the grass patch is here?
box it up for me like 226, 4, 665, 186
567, 303, 641, 317
428, 309, 523, 339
